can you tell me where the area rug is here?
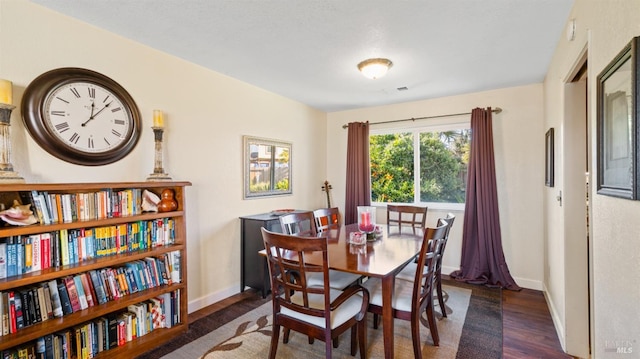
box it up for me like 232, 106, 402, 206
137, 279, 501, 358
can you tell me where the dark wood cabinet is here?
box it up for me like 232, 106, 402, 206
239, 213, 283, 298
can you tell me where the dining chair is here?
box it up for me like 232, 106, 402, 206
386, 204, 428, 234
363, 222, 448, 358
434, 213, 455, 317
313, 207, 341, 233
396, 213, 455, 317
280, 211, 362, 291
279, 211, 317, 236
261, 228, 369, 359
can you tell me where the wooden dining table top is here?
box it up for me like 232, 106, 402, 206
297, 223, 424, 277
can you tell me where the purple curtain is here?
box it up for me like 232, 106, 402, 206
450, 108, 521, 290
344, 122, 371, 225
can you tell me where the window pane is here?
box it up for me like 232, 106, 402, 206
370, 133, 415, 202
249, 143, 272, 193
419, 129, 470, 203
274, 145, 290, 191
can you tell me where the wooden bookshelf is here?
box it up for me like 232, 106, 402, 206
0, 181, 191, 358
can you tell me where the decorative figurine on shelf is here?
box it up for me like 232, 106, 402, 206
0, 200, 37, 226
141, 189, 160, 212
157, 188, 178, 213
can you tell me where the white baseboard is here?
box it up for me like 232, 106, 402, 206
441, 265, 543, 291
542, 282, 567, 352
188, 284, 240, 314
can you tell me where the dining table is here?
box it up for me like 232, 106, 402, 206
264, 222, 424, 359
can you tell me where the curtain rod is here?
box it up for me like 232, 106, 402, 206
341, 107, 502, 129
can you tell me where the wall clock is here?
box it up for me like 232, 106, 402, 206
21, 67, 142, 166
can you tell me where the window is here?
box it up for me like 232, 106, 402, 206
370, 123, 470, 207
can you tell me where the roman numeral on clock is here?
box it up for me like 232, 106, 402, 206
51, 110, 65, 116
55, 122, 70, 133
114, 119, 125, 126
111, 129, 122, 137
70, 88, 81, 98
111, 107, 122, 113
104, 138, 111, 146
56, 96, 69, 104
88, 88, 95, 99
88, 137, 94, 149
69, 132, 80, 144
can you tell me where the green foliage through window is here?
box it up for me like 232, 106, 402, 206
370, 128, 470, 204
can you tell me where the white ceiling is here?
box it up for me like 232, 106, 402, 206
30, 0, 575, 113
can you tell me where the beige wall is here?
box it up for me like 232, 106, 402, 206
545, 0, 640, 357
0, 0, 328, 311
327, 84, 546, 290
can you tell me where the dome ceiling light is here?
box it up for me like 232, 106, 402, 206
357, 58, 393, 79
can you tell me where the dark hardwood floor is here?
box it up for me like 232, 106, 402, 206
189, 282, 577, 358
503, 287, 576, 358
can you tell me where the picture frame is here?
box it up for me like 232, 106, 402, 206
243, 136, 292, 199
545, 128, 554, 187
597, 36, 640, 199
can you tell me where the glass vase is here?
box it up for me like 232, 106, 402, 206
357, 206, 376, 233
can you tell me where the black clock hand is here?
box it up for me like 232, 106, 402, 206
81, 101, 111, 126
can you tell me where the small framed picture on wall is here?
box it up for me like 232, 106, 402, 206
545, 128, 554, 187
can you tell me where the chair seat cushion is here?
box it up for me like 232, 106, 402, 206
362, 277, 414, 312
307, 270, 362, 290
395, 262, 425, 282
280, 288, 365, 329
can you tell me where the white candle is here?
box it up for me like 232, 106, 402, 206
153, 110, 164, 128
0, 79, 12, 105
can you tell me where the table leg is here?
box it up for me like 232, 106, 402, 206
381, 274, 395, 359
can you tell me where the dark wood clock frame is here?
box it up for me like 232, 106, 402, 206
21, 67, 142, 166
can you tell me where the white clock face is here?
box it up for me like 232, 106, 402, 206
43, 82, 133, 154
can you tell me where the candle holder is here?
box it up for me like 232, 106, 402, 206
0, 104, 24, 183
147, 126, 172, 181
357, 205, 377, 240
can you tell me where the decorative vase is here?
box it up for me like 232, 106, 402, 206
157, 188, 178, 213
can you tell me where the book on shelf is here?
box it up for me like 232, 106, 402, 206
13, 290, 24, 330
31, 191, 52, 225
0, 241, 7, 279
40, 232, 51, 270
42, 283, 54, 319
88, 270, 108, 305
23, 236, 32, 273
63, 277, 81, 313
30, 234, 41, 272
8, 292, 16, 334
106, 314, 118, 350
47, 279, 64, 318
1, 292, 9, 335
78, 273, 95, 307
16, 236, 24, 275
59, 229, 70, 266
72, 275, 88, 310
36, 285, 49, 322
56, 280, 73, 316
6, 237, 17, 278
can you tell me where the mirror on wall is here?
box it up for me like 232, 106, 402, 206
243, 136, 292, 199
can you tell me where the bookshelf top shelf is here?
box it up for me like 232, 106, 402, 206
0, 181, 192, 192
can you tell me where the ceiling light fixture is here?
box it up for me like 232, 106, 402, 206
357, 58, 393, 79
